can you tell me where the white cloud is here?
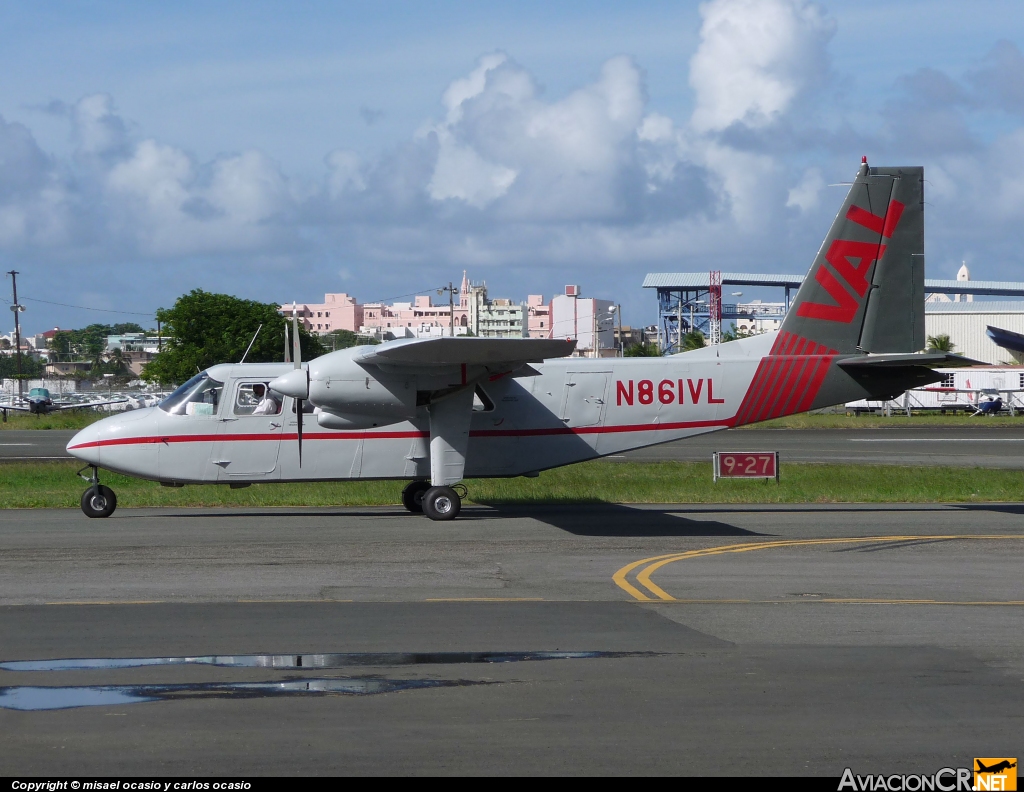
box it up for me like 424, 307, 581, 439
689, 0, 835, 133
72, 93, 129, 158
786, 167, 824, 212
5, 11, 1024, 331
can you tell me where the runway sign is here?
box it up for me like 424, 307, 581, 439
713, 451, 779, 483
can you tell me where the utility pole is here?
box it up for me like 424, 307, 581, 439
616, 304, 622, 357
437, 282, 457, 337
6, 271, 24, 399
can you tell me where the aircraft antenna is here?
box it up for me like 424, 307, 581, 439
239, 324, 262, 364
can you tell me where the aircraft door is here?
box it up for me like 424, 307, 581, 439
561, 372, 610, 428
213, 380, 285, 478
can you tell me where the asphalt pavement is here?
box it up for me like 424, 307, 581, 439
1, 503, 1022, 775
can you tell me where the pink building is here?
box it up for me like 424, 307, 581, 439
526, 295, 550, 338
280, 293, 363, 334
283, 274, 585, 343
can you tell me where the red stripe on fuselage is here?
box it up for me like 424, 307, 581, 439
67, 419, 735, 451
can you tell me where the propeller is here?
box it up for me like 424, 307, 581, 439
270, 304, 311, 466
292, 303, 303, 467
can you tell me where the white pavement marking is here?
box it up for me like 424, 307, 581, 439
849, 438, 1024, 442
0, 444, 35, 446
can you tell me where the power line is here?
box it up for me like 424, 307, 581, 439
362, 285, 449, 305
20, 296, 155, 316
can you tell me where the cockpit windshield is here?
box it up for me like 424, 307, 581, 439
159, 372, 224, 416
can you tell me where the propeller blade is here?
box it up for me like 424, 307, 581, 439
291, 302, 301, 369
296, 399, 303, 467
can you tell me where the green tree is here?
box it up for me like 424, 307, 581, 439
143, 290, 326, 384
105, 346, 133, 375
681, 330, 707, 351
624, 342, 662, 357
0, 353, 45, 379
926, 333, 955, 352
721, 323, 754, 343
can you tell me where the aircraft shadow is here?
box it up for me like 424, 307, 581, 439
466, 503, 766, 537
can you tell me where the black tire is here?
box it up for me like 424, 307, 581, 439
81, 485, 117, 518
401, 480, 431, 513
422, 486, 461, 521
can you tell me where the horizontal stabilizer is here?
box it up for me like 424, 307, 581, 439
838, 352, 984, 369
356, 337, 577, 367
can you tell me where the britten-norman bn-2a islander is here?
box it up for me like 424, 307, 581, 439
67, 159, 971, 520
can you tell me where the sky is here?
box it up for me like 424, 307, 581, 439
2, 0, 1024, 334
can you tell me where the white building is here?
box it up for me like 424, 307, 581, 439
550, 286, 616, 357
924, 301, 1024, 364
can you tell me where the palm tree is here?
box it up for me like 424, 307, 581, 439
681, 330, 707, 351
105, 347, 133, 374
927, 334, 955, 352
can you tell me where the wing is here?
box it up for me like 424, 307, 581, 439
53, 398, 129, 410
354, 337, 577, 368
837, 352, 985, 370
0, 404, 31, 413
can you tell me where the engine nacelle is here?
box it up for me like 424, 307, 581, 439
315, 408, 405, 430
306, 349, 418, 423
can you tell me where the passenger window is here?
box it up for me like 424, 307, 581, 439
234, 382, 283, 416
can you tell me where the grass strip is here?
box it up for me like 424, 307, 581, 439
2, 460, 1022, 509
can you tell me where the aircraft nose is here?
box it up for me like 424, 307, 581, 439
67, 422, 102, 465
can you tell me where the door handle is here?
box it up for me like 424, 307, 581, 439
269, 422, 282, 428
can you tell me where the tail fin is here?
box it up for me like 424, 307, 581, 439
777, 159, 924, 355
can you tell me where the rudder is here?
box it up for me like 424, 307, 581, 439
778, 159, 924, 355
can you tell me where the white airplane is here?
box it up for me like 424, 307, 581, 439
67, 159, 970, 520
0, 386, 127, 422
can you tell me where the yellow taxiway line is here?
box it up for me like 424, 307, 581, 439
614, 535, 1024, 602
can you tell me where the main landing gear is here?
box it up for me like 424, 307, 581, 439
78, 465, 117, 518
401, 480, 465, 521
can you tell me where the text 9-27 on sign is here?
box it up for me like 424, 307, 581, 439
713, 452, 779, 482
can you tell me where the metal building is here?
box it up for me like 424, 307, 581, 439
645, 271, 1024, 357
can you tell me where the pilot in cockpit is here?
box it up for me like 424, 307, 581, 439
250, 383, 281, 416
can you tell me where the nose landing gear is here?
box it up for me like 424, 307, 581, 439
78, 465, 117, 518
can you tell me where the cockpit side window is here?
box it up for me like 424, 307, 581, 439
234, 382, 283, 416
159, 373, 224, 416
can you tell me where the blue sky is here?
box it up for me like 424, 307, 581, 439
2, 0, 1024, 333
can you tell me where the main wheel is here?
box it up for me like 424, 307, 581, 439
81, 485, 117, 518
401, 480, 431, 513
422, 486, 461, 521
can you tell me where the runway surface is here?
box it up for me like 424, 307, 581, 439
5, 426, 1024, 467
2, 503, 1023, 775
620, 426, 1024, 467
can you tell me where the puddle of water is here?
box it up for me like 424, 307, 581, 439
0, 678, 488, 711
1, 650, 653, 672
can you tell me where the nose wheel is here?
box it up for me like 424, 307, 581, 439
422, 485, 463, 521
78, 465, 117, 518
